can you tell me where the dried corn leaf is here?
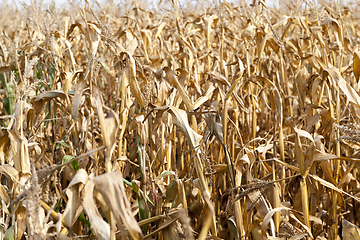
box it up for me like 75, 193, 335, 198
324, 67, 360, 108
342, 219, 360, 240
63, 169, 89, 228
83, 171, 143, 239
310, 174, 360, 202
354, 51, 360, 80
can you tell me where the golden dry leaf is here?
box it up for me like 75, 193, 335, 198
354, 51, 360, 80
83, 179, 111, 239
325, 67, 360, 108
71, 72, 85, 122
83, 171, 143, 240
121, 51, 145, 108
15, 206, 27, 240
93, 86, 119, 163
262, 206, 313, 238
248, 190, 276, 237
3, 1, 360, 239
63, 169, 89, 228
310, 174, 360, 202
320, 17, 343, 49
8, 130, 30, 176
342, 219, 360, 240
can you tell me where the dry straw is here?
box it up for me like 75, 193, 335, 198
1, 0, 360, 239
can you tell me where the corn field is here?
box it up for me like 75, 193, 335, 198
1, 0, 360, 239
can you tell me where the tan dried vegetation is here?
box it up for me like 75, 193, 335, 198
1, 0, 360, 239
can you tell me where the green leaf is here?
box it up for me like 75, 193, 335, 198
123, 179, 155, 207
3, 98, 9, 114
131, 180, 139, 195
132, 180, 147, 232
62, 155, 79, 171
155, 171, 175, 180
6, 82, 14, 115
78, 213, 91, 230
62, 155, 74, 164
4, 226, 14, 240
48, 61, 56, 87
100, 60, 111, 74
123, 179, 132, 186
171, 195, 179, 208
166, 180, 178, 203
36, 62, 42, 80
137, 130, 144, 182
54, 198, 63, 212
55, 140, 71, 149
71, 160, 79, 171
